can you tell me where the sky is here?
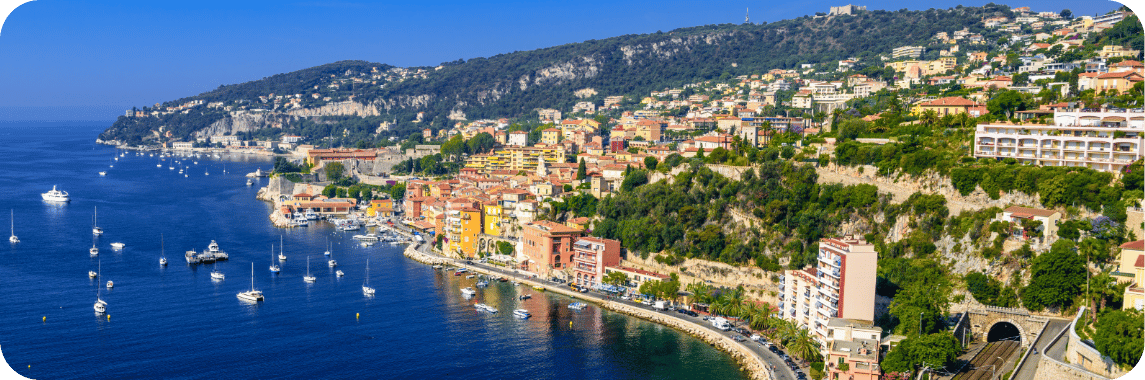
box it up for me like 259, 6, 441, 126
0, 0, 1135, 120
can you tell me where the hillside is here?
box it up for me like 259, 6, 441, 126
100, 5, 1018, 145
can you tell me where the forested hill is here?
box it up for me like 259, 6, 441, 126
101, 4, 1016, 144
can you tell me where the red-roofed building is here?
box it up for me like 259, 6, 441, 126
604, 265, 669, 291
915, 96, 985, 117
997, 206, 1061, 239
572, 237, 622, 288
521, 221, 584, 278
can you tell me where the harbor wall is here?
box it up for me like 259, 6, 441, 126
402, 245, 773, 380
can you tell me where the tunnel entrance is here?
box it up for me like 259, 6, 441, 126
987, 321, 1021, 343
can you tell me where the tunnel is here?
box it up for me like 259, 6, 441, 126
987, 321, 1021, 342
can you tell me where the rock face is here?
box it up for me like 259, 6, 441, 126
286, 101, 379, 117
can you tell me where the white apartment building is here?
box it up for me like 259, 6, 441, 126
782, 236, 878, 341
974, 109, 1144, 173
892, 46, 925, 59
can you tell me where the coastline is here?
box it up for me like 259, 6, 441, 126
402, 244, 773, 380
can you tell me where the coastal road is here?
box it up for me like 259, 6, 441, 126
1011, 319, 1070, 380
407, 241, 800, 380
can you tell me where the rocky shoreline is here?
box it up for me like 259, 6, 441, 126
402, 245, 772, 380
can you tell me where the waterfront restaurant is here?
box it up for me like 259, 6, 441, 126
286, 196, 356, 217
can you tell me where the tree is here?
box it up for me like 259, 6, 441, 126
1022, 239, 1086, 311
1059, 9, 1072, 19
621, 170, 648, 192
786, 327, 822, 362
1092, 308, 1144, 369
987, 90, 1026, 118
389, 183, 406, 200
603, 271, 629, 286
325, 162, 345, 182
466, 132, 496, 154
577, 159, 587, 180
644, 156, 659, 171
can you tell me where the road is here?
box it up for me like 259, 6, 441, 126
401, 235, 802, 380
1011, 319, 1070, 380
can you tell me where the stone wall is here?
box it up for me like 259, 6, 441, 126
1032, 307, 1124, 380
1065, 308, 1127, 378
620, 254, 780, 305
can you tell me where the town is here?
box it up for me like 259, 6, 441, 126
106, 4, 1143, 380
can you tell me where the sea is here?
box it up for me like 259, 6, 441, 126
0, 122, 748, 379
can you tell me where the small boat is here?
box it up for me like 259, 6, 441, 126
159, 234, 167, 266
328, 259, 337, 267
513, 309, 531, 319
363, 258, 375, 295
568, 302, 587, 310
246, 179, 253, 187
106, 280, 113, 288
269, 244, 280, 273
474, 303, 498, 313
237, 262, 264, 302
466, 275, 476, 279
185, 249, 200, 263
293, 218, 309, 227
110, 242, 125, 249
211, 267, 225, 281
336, 270, 344, 277
41, 185, 70, 202
99, 171, 106, 176
89, 241, 99, 256
303, 257, 316, 283
461, 287, 477, 297
92, 207, 103, 235
305, 210, 318, 220
89, 270, 97, 278
324, 238, 331, 256
519, 294, 531, 300
93, 289, 107, 314
342, 224, 360, 231
278, 236, 287, 261
9, 210, 18, 244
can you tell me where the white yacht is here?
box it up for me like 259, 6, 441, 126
208, 240, 220, 253
363, 259, 375, 295
336, 270, 344, 277
93, 291, 107, 314
328, 259, 337, 267
41, 186, 70, 202
568, 302, 587, 310
92, 207, 103, 235
89, 240, 99, 256
110, 242, 125, 249
237, 262, 264, 302
269, 244, 280, 273
246, 179, 253, 187
342, 224, 360, 231
303, 257, 316, 283
9, 210, 18, 244
106, 280, 113, 288
304, 210, 318, 220
89, 270, 97, 278
211, 266, 225, 281
99, 171, 106, 176
513, 309, 531, 319
461, 287, 477, 297
474, 303, 498, 313
278, 236, 287, 261
159, 234, 167, 266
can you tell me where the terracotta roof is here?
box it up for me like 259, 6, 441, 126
1137, 254, 1144, 268
1112, 60, 1143, 67
527, 220, 583, 234
1121, 240, 1145, 251
1097, 71, 1143, 79
1004, 206, 1059, 218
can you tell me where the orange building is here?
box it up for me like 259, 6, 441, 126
521, 221, 584, 278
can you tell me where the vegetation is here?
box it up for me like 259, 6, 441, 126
1091, 308, 1144, 369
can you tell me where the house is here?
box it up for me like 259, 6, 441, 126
1110, 60, 1145, 76
996, 206, 1061, 240
521, 221, 584, 279
823, 318, 883, 380
1093, 71, 1145, 93
914, 97, 983, 116
571, 237, 622, 288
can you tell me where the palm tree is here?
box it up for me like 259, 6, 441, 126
921, 109, 939, 127
786, 326, 821, 362
686, 282, 713, 304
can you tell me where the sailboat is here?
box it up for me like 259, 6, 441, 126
278, 236, 287, 261
211, 263, 225, 280
303, 257, 316, 283
328, 243, 337, 267
269, 244, 280, 273
324, 238, 330, 256
237, 262, 264, 302
92, 206, 103, 235
159, 234, 168, 266
363, 258, 375, 295
93, 288, 107, 314
89, 234, 99, 256
9, 209, 18, 243
89, 259, 99, 278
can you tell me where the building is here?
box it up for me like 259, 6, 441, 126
571, 237, 622, 288
1116, 240, 1145, 284
281, 135, 303, 144
823, 318, 883, 380
521, 221, 584, 278
1124, 253, 1144, 310
973, 109, 1144, 173
829, 4, 866, 15
541, 128, 561, 145
914, 97, 984, 116
604, 265, 669, 291
996, 206, 1061, 239
892, 46, 925, 59
508, 131, 528, 147
171, 142, 194, 150
782, 236, 877, 340
445, 207, 483, 259
464, 146, 568, 174
482, 203, 503, 237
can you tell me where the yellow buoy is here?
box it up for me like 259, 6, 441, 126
569, 321, 573, 327
42, 316, 45, 322
107, 315, 110, 321
356, 313, 360, 319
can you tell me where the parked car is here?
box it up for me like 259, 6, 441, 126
750, 334, 762, 342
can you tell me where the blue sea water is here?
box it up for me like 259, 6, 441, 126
0, 122, 748, 379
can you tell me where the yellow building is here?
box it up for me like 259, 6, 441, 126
483, 203, 503, 237
446, 207, 483, 259
541, 128, 561, 145
463, 146, 567, 174
366, 199, 394, 217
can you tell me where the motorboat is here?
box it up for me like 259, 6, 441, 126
513, 309, 531, 319
110, 242, 125, 249
185, 249, 201, 263
336, 270, 344, 277
41, 186, 70, 202
89, 270, 97, 278
328, 260, 337, 267
106, 280, 113, 288
246, 179, 253, 187
293, 218, 309, 227
159, 234, 167, 266
568, 302, 587, 310
474, 303, 498, 313
211, 267, 225, 281
9, 210, 18, 244
303, 257, 316, 283
461, 287, 477, 297
304, 210, 318, 220
99, 171, 106, 176
342, 224, 360, 231
237, 262, 264, 302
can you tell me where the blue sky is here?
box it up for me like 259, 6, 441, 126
0, 0, 1132, 120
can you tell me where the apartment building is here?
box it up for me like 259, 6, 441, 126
521, 221, 584, 278
571, 237, 622, 288
464, 146, 568, 174
823, 318, 883, 380
782, 236, 877, 341
974, 109, 1144, 173
445, 207, 483, 258
892, 46, 925, 59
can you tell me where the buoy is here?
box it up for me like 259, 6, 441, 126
42, 316, 45, 322
107, 315, 110, 320
569, 321, 573, 327
356, 313, 360, 319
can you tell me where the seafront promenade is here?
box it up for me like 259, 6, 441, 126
402, 243, 789, 380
